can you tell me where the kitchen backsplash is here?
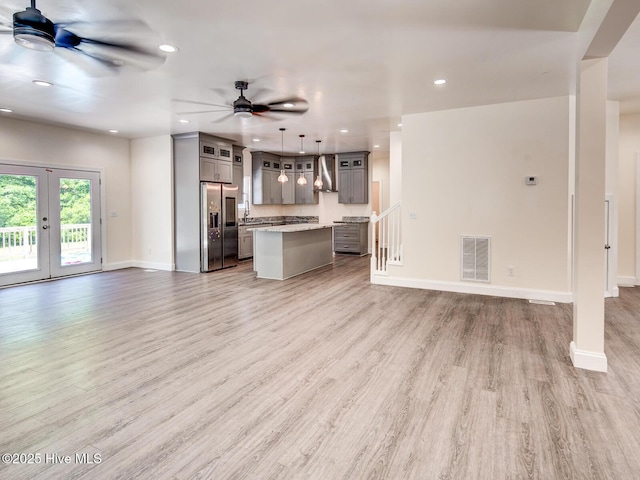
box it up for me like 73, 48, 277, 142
240, 216, 319, 225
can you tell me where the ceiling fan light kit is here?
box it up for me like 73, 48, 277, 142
8, 0, 166, 71
13, 5, 55, 52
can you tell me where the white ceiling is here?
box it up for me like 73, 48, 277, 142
0, 0, 637, 154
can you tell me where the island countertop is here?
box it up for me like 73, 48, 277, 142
248, 223, 333, 233
251, 224, 334, 280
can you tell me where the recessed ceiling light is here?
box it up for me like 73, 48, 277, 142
340, 129, 348, 133
397, 123, 402, 127
434, 79, 447, 85
178, 119, 190, 124
283, 103, 294, 108
374, 144, 380, 148
108, 129, 119, 134
159, 44, 178, 53
32, 80, 53, 87
0, 108, 12, 113
252, 138, 260, 142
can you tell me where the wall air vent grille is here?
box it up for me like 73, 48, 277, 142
461, 236, 490, 282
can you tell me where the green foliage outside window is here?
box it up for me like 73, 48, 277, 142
0, 175, 91, 228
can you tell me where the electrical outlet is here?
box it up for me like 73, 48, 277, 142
507, 266, 515, 277
409, 212, 417, 220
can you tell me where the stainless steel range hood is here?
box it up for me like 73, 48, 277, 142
317, 154, 336, 192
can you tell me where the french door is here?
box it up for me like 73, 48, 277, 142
0, 165, 101, 287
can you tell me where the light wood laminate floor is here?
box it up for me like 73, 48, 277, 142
1, 255, 640, 479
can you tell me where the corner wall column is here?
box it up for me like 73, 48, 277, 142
571, 57, 608, 372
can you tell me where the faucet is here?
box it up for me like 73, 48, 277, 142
243, 194, 250, 222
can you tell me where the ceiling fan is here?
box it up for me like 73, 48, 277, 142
174, 81, 309, 122
0, 0, 165, 71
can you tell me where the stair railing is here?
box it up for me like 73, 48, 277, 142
370, 203, 402, 277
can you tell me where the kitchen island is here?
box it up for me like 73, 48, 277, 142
250, 224, 334, 280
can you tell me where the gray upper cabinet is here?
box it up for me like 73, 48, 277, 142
281, 159, 296, 204
233, 145, 244, 203
338, 151, 369, 204
198, 137, 233, 183
252, 152, 283, 205
201, 157, 233, 183
252, 152, 317, 205
294, 155, 318, 204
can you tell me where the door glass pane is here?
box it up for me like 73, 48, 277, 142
0, 174, 38, 274
59, 178, 92, 266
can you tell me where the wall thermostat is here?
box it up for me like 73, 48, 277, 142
525, 176, 537, 185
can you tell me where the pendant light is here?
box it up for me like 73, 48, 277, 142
277, 128, 289, 183
297, 134, 308, 185
314, 140, 323, 189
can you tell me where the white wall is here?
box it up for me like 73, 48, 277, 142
395, 96, 573, 300
390, 131, 402, 206
617, 114, 640, 283
0, 117, 132, 269
131, 135, 174, 270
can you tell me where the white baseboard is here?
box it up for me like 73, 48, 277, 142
103, 261, 134, 271
570, 341, 607, 372
617, 276, 638, 286
605, 286, 620, 298
371, 274, 573, 304
132, 261, 174, 271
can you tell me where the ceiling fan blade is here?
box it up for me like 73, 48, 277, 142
54, 47, 119, 76
248, 87, 273, 104
176, 109, 231, 115
56, 19, 152, 37
0, 5, 13, 27
172, 98, 230, 109
74, 38, 165, 70
252, 104, 270, 113
268, 106, 309, 115
254, 97, 309, 115
212, 113, 235, 123
209, 87, 232, 103
252, 112, 282, 121
267, 97, 308, 108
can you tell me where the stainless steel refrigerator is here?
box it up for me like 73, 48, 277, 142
201, 182, 239, 272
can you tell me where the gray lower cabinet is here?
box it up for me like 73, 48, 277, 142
333, 223, 368, 255
338, 151, 369, 204
238, 225, 253, 259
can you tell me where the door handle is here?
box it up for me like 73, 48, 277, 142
605, 244, 611, 250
